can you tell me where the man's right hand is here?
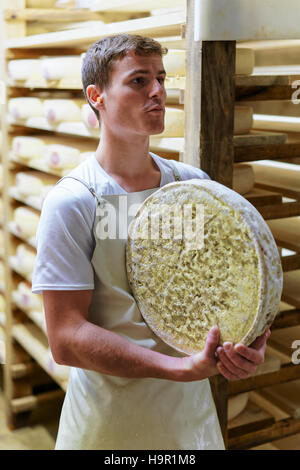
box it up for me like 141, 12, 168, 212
179, 326, 220, 381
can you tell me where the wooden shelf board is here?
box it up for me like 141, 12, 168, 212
4, 8, 108, 23
272, 309, 300, 330
5, 11, 184, 49
228, 363, 300, 397
235, 142, 300, 163
228, 416, 300, 450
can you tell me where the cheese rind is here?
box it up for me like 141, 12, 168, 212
126, 179, 283, 354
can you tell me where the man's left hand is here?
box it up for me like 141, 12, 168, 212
215, 327, 271, 381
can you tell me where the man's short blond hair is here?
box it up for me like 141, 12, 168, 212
81, 33, 168, 120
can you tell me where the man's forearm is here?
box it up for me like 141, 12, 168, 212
55, 320, 217, 382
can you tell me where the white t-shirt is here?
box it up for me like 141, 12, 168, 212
32, 152, 210, 294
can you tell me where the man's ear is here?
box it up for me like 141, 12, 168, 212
86, 84, 103, 108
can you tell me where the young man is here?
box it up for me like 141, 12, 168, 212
32, 34, 270, 450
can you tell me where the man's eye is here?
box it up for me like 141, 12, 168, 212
132, 77, 145, 85
157, 77, 165, 85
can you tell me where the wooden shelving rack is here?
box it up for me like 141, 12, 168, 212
1, 0, 300, 449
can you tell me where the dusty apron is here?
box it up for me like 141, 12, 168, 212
54, 169, 225, 450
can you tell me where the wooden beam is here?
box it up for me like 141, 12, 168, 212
200, 41, 236, 186
5, 11, 184, 49
228, 417, 300, 450
4, 8, 106, 23
235, 143, 300, 163
255, 201, 300, 220
272, 309, 300, 329
281, 254, 300, 272
228, 364, 300, 396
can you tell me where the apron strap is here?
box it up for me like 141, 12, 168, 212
56, 165, 181, 202
172, 165, 181, 182
55, 175, 103, 205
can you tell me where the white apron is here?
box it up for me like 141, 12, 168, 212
54, 170, 225, 450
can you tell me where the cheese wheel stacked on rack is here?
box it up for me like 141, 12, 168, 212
126, 179, 283, 354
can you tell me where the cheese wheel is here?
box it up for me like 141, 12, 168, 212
157, 107, 184, 137
8, 97, 43, 120
250, 160, 300, 192
14, 244, 36, 275
236, 48, 255, 75
43, 99, 83, 123
126, 179, 283, 354
8, 59, 42, 80
14, 282, 43, 311
13, 207, 40, 238
163, 48, 254, 76
44, 144, 80, 169
0, 230, 4, 257
163, 50, 185, 76
232, 164, 255, 195
234, 106, 253, 135
253, 114, 300, 133
12, 136, 46, 159
15, 171, 56, 197
41, 56, 82, 80
228, 393, 249, 421
81, 104, 100, 129
267, 217, 300, 252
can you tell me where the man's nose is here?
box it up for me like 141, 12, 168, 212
149, 79, 165, 99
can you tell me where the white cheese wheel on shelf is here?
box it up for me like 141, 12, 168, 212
7, 59, 42, 80
126, 179, 283, 354
232, 164, 255, 195
234, 106, 253, 135
12, 136, 46, 160
15, 171, 57, 197
8, 97, 43, 120
157, 107, 184, 137
12, 207, 40, 238
13, 243, 36, 276
162, 48, 254, 76
0, 294, 5, 313
13, 282, 43, 312
41, 56, 82, 80
81, 103, 100, 129
44, 144, 80, 169
249, 160, 300, 192
43, 99, 84, 123
228, 393, 249, 421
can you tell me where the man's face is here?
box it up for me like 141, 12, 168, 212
100, 50, 167, 137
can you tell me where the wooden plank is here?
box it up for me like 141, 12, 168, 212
255, 183, 300, 201
259, 381, 300, 419
11, 389, 64, 414
200, 41, 236, 187
233, 130, 287, 147
250, 391, 290, 422
281, 254, 300, 272
228, 417, 300, 450
5, 11, 184, 49
244, 188, 282, 207
272, 309, 300, 329
228, 400, 275, 435
235, 142, 300, 162
282, 271, 300, 309
4, 8, 107, 23
228, 364, 300, 396
91, 0, 185, 12
255, 201, 300, 220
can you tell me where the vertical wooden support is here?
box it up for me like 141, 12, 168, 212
185, 1, 237, 449
200, 41, 236, 187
